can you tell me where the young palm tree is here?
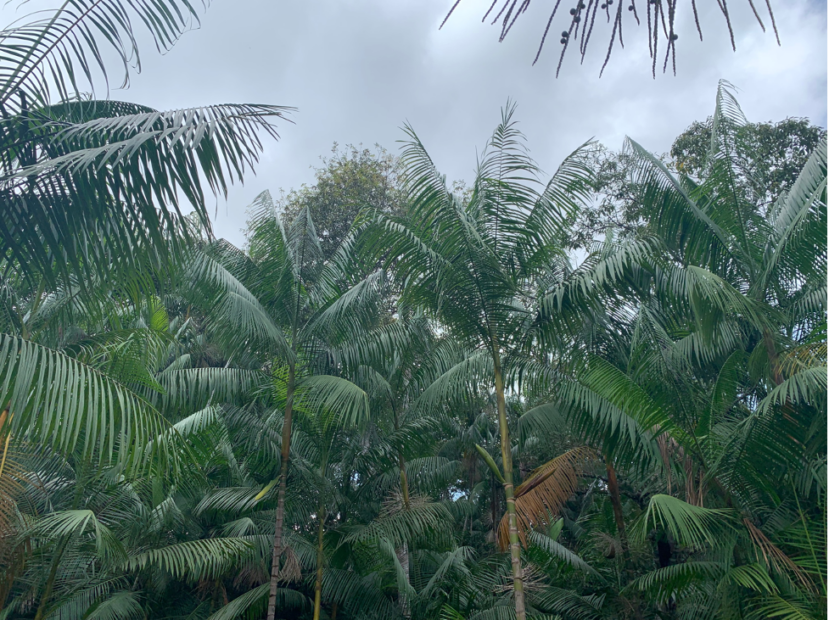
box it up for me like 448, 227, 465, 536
234, 194, 379, 620
0, 291, 262, 618
363, 104, 593, 620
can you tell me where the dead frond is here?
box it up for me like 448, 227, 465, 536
497, 447, 595, 550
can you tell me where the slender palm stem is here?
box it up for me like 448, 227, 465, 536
267, 361, 296, 620
493, 350, 525, 620
312, 505, 326, 620
605, 457, 627, 548
32, 535, 70, 620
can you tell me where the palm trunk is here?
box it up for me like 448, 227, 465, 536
397, 450, 411, 618
396, 541, 411, 619
605, 457, 626, 547
398, 451, 410, 510
763, 329, 783, 386
312, 505, 326, 620
33, 536, 69, 620
267, 363, 296, 620
493, 354, 525, 620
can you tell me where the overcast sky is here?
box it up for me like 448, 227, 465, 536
18, 1, 828, 246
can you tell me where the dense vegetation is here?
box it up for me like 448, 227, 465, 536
0, 3, 825, 620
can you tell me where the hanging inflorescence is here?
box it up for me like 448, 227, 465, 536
439, 0, 779, 78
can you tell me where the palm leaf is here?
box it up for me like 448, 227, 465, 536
498, 447, 593, 550
638, 494, 733, 548
125, 538, 254, 581
0, 334, 175, 471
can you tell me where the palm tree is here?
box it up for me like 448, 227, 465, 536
362, 104, 593, 620
0, 0, 290, 507
229, 193, 378, 620
522, 81, 827, 618
0, 291, 263, 618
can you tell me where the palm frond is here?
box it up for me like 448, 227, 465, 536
125, 538, 254, 581
498, 447, 594, 550
637, 494, 733, 548
0, 334, 174, 471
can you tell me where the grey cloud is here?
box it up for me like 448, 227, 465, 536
5, 1, 825, 246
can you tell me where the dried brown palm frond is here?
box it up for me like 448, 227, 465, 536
497, 447, 595, 550
744, 518, 816, 593
278, 546, 303, 584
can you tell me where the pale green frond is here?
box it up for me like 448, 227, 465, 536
377, 537, 417, 599
654, 264, 772, 338
416, 350, 493, 413
207, 583, 307, 620
639, 495, 734, 548
154, 368, 268, 413
84, 591, 144, 620
627, 561, 724, 603
39, 578, 128, 620
757, 367, 827, 415
708, 80, 748, 163
169, 405, 226, 438
125, 538, 254, 581
441, 604, 467, 620
762, 136, 827, 290
626, 137, 733, 258
746, 593, 818, 620
532, 586, 606, 620
29, 509, 126, 563
299, 374, 370, 430
528, 530, 597, 575
0, 2, 206, 109
517, 402, 565, 437
421, 546, 475, 598
321, 569, 398, 618
722, 563, 778, 594
578, 356, 681, 440
0, 334, 174, 472
195, 487, 264, 516
405, 457, 461, 494
524, 139, 596, 260
307, 270, 386, 339
3, 101, 289, 287
346, 499, 454, 549
185, 249, 292, 360
468, 606, 516, 620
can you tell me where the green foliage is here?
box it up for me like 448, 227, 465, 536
0, 30, 824, 620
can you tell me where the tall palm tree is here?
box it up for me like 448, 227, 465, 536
523, 81, 828, 618
362, 104, 593, 620
233, 193, 379, 620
